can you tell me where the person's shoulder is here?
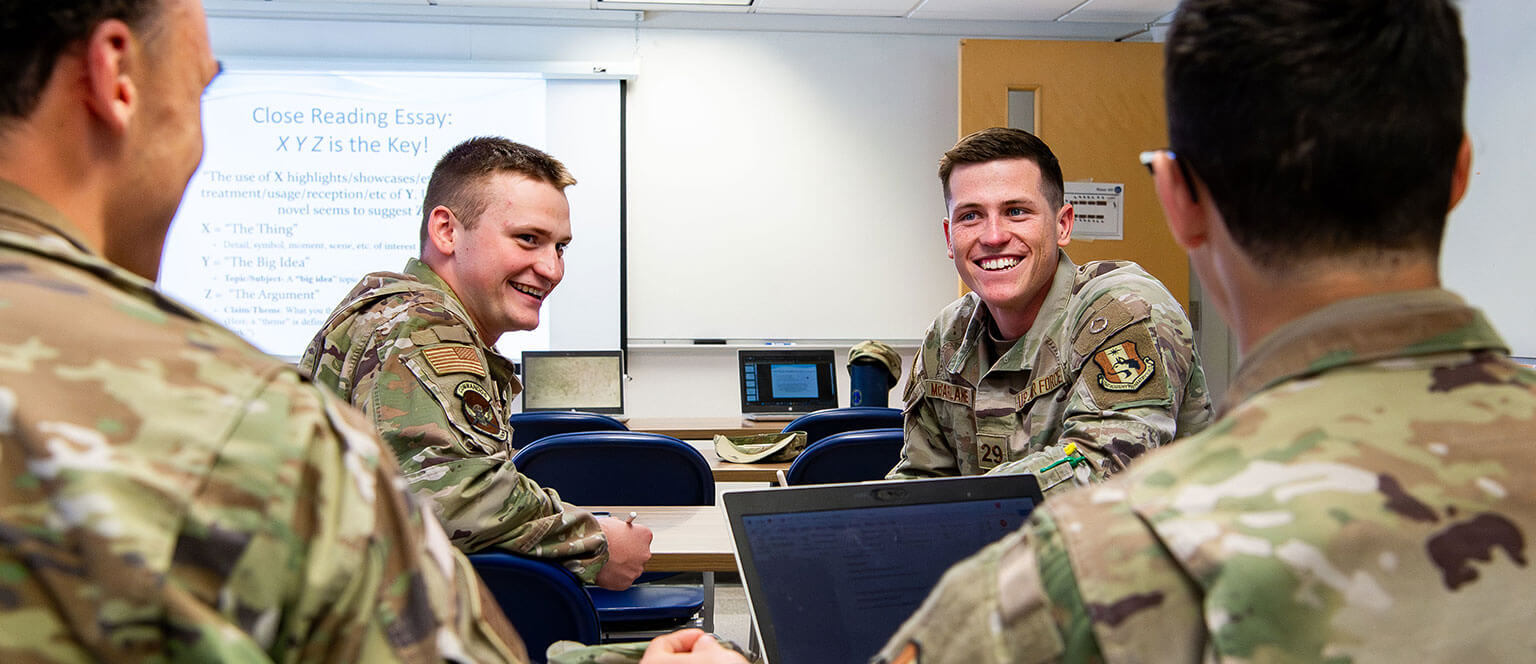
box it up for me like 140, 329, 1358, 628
1072, 260, 1178, 304
1067, 260, 1191, 336
339, 272, 477, 345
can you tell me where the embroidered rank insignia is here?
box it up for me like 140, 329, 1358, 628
454, 380, 506, 440
1094, 340, 1155, 391
422, 344, 487, 378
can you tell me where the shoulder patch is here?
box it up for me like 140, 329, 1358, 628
1073, 296, 1152, 360
454, 380, 506, 440
420, 343, 487, 378
1094, 341, 1155, 391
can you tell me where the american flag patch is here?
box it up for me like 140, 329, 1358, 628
420, 344, 486, 377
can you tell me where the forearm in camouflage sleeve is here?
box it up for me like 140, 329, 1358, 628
361, 360, 610, 582
236, 376, 527, 662
545, 636, 757, 663
1002, 313, 1197, 493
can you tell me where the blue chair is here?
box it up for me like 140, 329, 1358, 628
784, 427, 905, 486
780, 406, 902, 446
512, 431, 713, 506
512, 431, 713, 638
507, 411, 628, 450
469, 552, 601, 663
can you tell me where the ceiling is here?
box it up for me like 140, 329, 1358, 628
210, 0, 1180, 39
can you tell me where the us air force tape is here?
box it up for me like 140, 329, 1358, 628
713, 431, 808, 464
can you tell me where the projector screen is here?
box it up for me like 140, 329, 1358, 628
160, 63, 622, 361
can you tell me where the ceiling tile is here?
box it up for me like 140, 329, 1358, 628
908, 0, 1085, 22
1057, 0, 1175, 23
753, 0, 918, 17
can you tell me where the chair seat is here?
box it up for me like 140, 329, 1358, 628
589, 585, 705, 623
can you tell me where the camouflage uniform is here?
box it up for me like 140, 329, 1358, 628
0, 180, 526, 662
299, 259, 609, 581
890, 251, 1211, 496
875, 289, 1536, 663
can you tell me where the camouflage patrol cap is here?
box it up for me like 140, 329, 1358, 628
849, 340, 902, 388
713, 431, 808, 464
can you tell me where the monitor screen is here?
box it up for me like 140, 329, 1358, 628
519, 350, 624, 414
724, 476, 1043, 664
738, 349, 837, 413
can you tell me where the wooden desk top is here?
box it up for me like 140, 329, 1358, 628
591, 505, 736, 573
627, 416, 784, 440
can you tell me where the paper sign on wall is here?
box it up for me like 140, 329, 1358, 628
1066, 182, 1124, 240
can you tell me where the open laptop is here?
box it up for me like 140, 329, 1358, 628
738, 349, 838, 421
724, 475, 1045, 663
518, 350, 626, 418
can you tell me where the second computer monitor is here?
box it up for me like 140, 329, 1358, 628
738, 349, 838, 418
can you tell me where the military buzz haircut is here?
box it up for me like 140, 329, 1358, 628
1165, 0, 1467, 268
418, 136, 577, 252
939, 127, 1066, 211
0, 0, 163, 122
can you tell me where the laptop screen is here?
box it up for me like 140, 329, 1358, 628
519, 350, 624, 414
725, 476, 1043, 663
738, 349, 838, 414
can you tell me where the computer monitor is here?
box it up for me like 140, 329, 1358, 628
738, 349, 838, 418
519, 350, 625, 414
725, 475, 1044, 663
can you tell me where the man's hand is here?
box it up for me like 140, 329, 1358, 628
641, 629, 750, 663
593, 516, 653, 590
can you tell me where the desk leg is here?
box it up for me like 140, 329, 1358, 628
702, 571, 715, 633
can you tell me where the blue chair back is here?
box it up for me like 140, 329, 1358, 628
781, 406, 902, 446
468, 552, 601, 663
512, 431, 714, 506
507, 411, 628, 450
784, 427, 905, 485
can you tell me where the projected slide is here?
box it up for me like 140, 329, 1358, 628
159, 70, 549, 357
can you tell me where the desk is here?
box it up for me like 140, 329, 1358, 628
591, 505, 736, 573
686, 440, 792, 483
627, 416, 784, 440
589, 504, 737, 634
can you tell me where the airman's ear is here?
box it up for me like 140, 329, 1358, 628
425, 205, 459, 256
1448, 134, 1473, 212
1152, 152, 1208, 251
81, 19, 137, 133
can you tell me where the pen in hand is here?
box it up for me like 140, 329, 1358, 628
625, 511, 638, 524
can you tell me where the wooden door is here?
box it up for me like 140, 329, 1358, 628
958, 39, 1186, 309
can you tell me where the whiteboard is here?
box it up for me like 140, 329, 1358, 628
623, 29, 959, 343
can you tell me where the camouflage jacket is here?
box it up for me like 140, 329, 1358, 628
889, 252, 1211, 496
0, 181, 526, 662
298, 259, 608, 581
875, 289, 1536, 663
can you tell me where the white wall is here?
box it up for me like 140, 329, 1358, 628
1442, 0, 1536, 356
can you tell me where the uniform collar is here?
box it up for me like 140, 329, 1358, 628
951, 249, 1076, 375
1223, 289, 1507, 411
400, 257, 520, 386
0, 179, 98, 256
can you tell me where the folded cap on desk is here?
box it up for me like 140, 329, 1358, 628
713, 431, 808, 463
